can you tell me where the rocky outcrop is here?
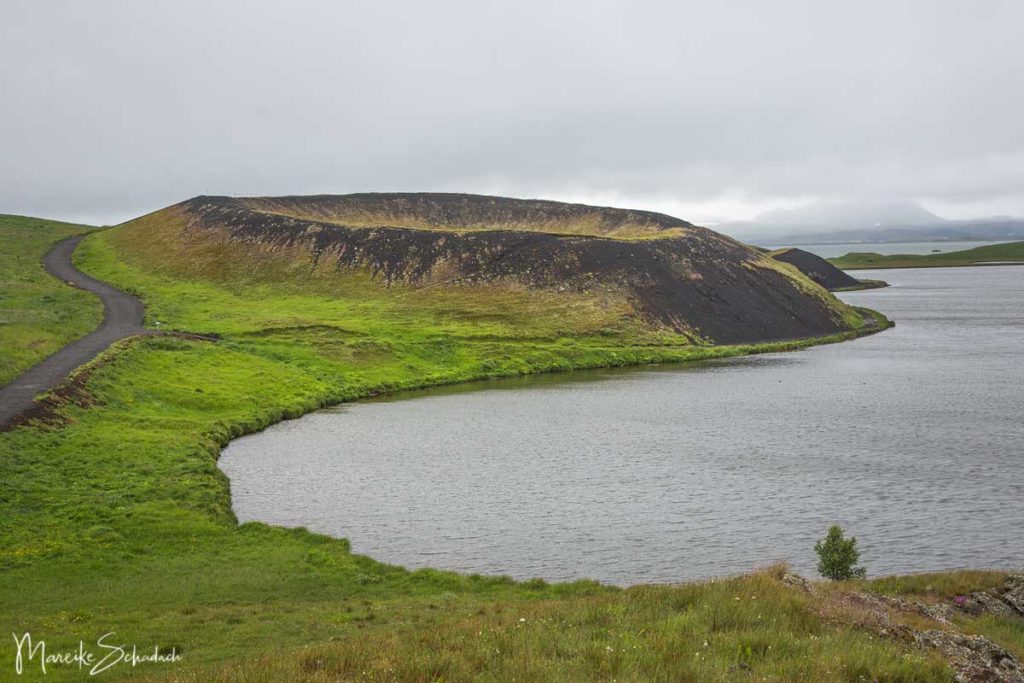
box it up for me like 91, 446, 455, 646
900, 576, 1024, 682
914, 630, 1023, 683
1002, 576, 1024, 614
792, 573, 1024, 683
937, 575, 1024, 622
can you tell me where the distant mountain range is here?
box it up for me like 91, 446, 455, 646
721, 200, 1024, 245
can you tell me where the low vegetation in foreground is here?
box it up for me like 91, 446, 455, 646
0, 214, 1019, 681
829, 240, 1024, 269
0, 215, 100, 385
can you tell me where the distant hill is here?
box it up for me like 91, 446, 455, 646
721, 199, 1024, 244
746, 221, 1024, 245
754, 200, 943, 231
107, 193, 869, 344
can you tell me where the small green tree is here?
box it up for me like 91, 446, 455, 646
814, 525, 866, 580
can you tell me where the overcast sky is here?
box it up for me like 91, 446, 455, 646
2, 0, 1023, 227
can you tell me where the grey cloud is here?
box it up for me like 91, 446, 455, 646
2, 0, 1023, 226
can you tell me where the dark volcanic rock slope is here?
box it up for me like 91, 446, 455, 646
236, 193, 693, 238
771, 248, 862, 291
167, 194, 859, 344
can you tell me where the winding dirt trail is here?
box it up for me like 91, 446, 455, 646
0, 235, 149, 429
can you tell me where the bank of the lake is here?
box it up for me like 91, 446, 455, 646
221, 265, 1024, 585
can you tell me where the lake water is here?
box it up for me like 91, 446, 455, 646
764, 240, 1010, 259
220, 266, 1024, 585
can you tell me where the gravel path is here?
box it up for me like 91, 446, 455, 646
0, 235, 148, 428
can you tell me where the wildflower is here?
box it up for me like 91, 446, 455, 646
954, 595, 967, 605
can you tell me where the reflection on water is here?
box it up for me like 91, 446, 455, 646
221, 266, 1024, 584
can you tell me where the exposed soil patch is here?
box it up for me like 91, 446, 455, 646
1, 337, 139, 431
3, 363, 98, 431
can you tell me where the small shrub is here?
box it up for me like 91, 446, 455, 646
814, 525, 866, 580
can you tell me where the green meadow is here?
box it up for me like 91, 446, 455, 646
0, 215, 101, 385
0, 216, 1019, 681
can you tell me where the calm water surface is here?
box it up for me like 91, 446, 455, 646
221, 266, 1024, 584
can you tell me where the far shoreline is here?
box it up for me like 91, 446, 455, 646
828, 240, 1024, 270
839, 260, 1024, 271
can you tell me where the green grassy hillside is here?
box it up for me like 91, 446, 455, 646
0, 215, 101, 385
829, 241, 1024, 269
4, 211, 1019, 680
77, 203, 869, 344
163, 195, 869, 343
74, 209, 657, 344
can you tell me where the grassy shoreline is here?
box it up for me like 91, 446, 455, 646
2, 220, 1019, 681
834, 278, 889, 291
